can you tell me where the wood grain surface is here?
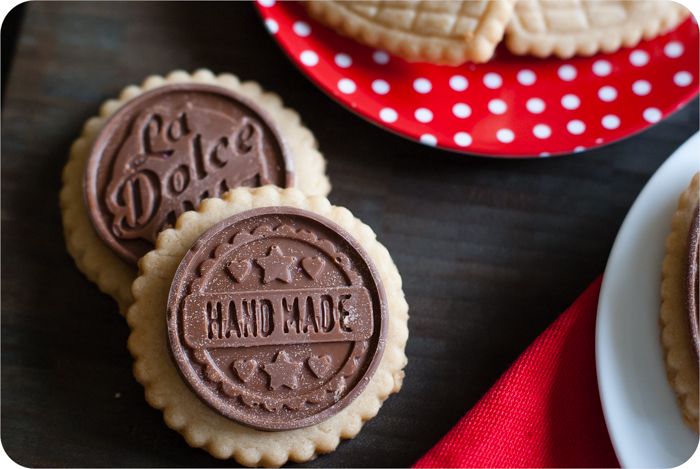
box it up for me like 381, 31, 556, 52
1, 2, 698, 467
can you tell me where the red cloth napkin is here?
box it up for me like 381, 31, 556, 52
414, 277, 619, 468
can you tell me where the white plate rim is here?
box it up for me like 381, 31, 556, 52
596, 132, 700, 468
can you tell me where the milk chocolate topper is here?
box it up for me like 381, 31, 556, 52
687, 206, 699, 358
167, 206, 388, 431
84, 83, 293, 264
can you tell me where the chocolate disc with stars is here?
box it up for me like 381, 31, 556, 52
167, 206, 387, 431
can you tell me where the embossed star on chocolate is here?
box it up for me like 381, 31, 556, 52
256, 245, 297, 284
167, 206, 387, 431
263, 351, 303, 390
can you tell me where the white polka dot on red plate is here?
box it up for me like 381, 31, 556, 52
664, 41, 684, 58
371, 79, 390, 95
258, 0, 275, 6
483, 72, 502, 89
632, 80, 651, 96
598, 86, 617, 102
379, 108, 397, 123
334, 53, 352, 68
337, 78, 356, 94
539, 152, 551, 157
567, 120, 586, 135
497, 129, 515, 143
449, 75, 468, 91
574, 146, 586, 153
526, 98, 545, 114
452, 103, 472, 119
674, 71, 693, 87
592, 59, 612, 77
602, 114, 620, 130
643, 107, 662, 123
454, 132, 472, 147
300, 50, 318, 67
420, 134, 437, 146
629, 50, 649, 66
293, 21, 311, 37
488, 99, 507, 115
517, 69, 536, 86
561, 94, 580, 110
533, 124, 551, 139
414, 108, 433, 123
264, 18, 278, 34
372, 50, 390, 64
413, 78, 432, 94
558, 64, 577, 81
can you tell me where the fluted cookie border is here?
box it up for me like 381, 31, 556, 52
126, 186, 409, 467
661, 172, 699, 432
60, 69, 331, 314
506, 0, 691, 59
306, 0, 516, 65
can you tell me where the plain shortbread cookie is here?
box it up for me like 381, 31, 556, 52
506, 0, 691, 58
306, 0, 517, 65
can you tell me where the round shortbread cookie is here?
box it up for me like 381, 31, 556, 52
506, 0, 691, 59
126, 185, 409, 467
661, 172, 699, 432
306, 0, 516, 65
60, 70, 331, 314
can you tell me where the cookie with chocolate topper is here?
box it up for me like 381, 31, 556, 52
661, 172, 700, 432
128, 185, 409, 466
60, 70, 330, 313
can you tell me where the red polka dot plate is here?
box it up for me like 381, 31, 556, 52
257, 1, 699, 158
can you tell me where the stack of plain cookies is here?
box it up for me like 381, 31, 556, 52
307, 0, 690, 65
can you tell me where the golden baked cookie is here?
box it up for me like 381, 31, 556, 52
127, 185, 409, 466
506, 0, 691, 58
60, 70, 330, 314
306, 0, 516, 64
661, 172, 699, 432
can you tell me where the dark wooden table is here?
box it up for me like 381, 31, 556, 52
1, 2, 697, 467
